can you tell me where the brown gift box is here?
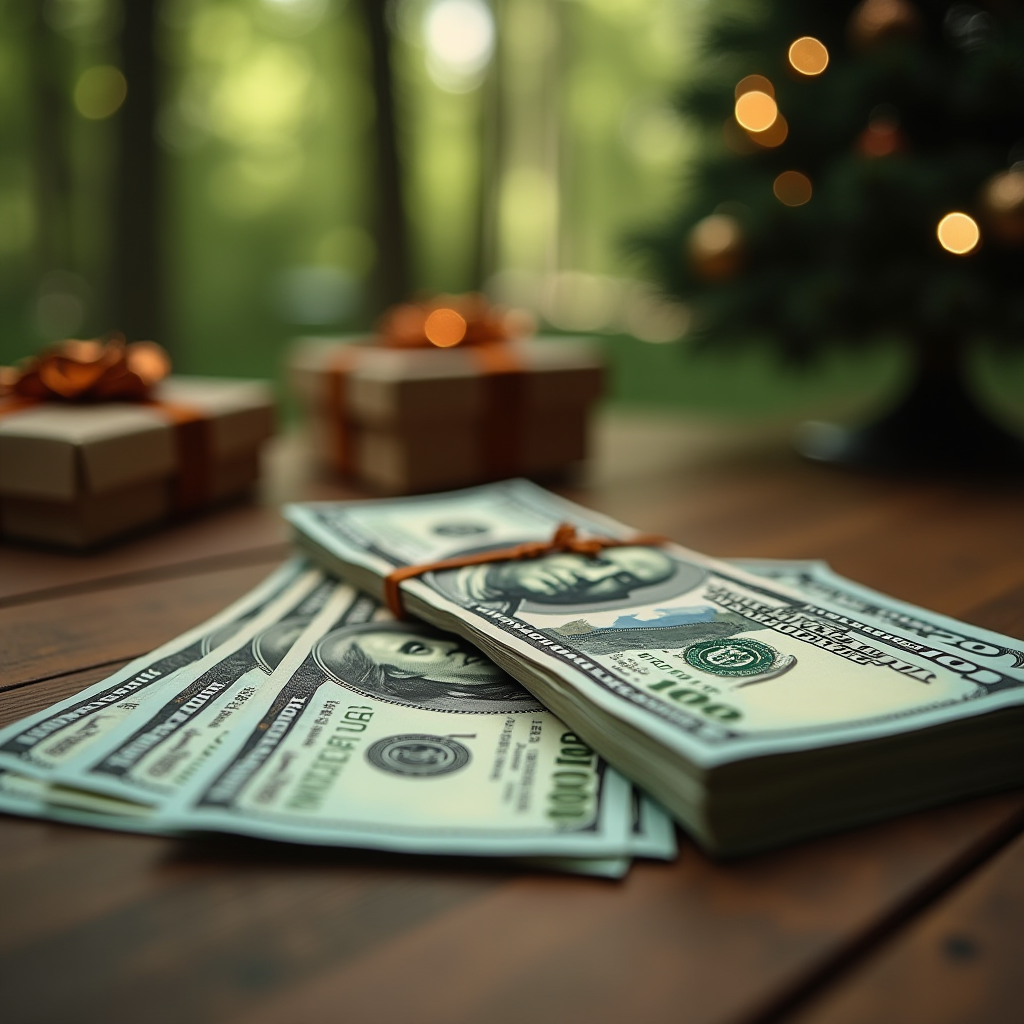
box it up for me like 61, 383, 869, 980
288, 336, 604, 494
0, 376, 275, 547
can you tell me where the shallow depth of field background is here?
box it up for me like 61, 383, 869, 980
2, 0, 1021, 424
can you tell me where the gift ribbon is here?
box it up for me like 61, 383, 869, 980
325, 347, 357, 476
383, 522, 667, 618
149, 401, 213, 514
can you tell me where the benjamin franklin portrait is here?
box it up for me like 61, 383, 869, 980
427, 541, 707, 616
311, 621, 543, 714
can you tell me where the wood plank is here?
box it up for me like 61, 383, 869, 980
0, 789, 1020, 1024
0, 820, 503, 1023
786, 825, 1024, 1024
5, 795, 1017, 1024
0, 502, 286, 606
0, 664, 131, 720
0, 560, 284, 687
960, 579, 1024, 643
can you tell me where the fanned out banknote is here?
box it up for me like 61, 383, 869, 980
0, 562, 675, 875
0, 768, 653, 879
284, 479, 1024, 855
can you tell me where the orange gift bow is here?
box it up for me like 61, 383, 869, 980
374, 293, 534, 350
0, 336, 171, 403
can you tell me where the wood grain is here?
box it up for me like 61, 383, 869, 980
0, 822, 503, 1024
0, 794, 1021, 1024
0, 663, 131, 720
0, 503, 286, 606
0, 560, 284, 686
787, 827, 1024, 1024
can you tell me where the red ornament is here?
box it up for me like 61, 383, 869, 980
848, 0, 921, 48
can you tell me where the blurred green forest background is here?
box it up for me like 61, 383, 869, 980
3, 0, 1018, 420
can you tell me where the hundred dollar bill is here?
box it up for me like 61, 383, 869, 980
40, 567, 669, 864
732, 558, 1024, 679
155, 581, 640, 858
0, 559, 309, 779
44, 570, 337, 805
0, 769, 655, 878
0, 566, 673, 868
284, 479, 1024, 854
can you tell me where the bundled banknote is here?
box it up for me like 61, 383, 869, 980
285, 479, 1024, 855
0, 560, 675, 878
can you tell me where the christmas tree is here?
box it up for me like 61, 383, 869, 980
642, 0, 1024, 469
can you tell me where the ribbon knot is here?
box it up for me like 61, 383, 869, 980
383, 521, 666, 618
375, 293, 530, 350
1, 336, 171, 403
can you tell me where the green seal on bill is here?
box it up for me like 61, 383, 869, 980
684, 638, 779, 677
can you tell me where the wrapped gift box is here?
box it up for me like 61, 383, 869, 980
288, 336, 604, 494
0, 377, 275, 547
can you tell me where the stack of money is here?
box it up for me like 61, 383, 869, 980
0, 561, 676, 878
284, 480, 1024, 856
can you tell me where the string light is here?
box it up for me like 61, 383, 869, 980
687, 214, 745, 280
936, 212, 980, 254
735, 91, 778, 133
424, 307, 468, 346
691, 215, 742, 257
788, 37, 829, 76
984, 171, 1024, 217
735, 75, 775, 99
773, 171, 812, 206
749, 114, 788, 148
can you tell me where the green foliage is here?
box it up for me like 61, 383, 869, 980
640, 0, 1024, 360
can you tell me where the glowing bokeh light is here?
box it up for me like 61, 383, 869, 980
423, 0, 495, 92
859, 122, 900, 157
425, 307, 468, 347
690, 214, 743, 257
788, 37, 829, 76
687, 213, 744, 280
849, 0, 920, 48
126, 341, 172, 385
937, 212, 980, 254
749, 114, 788, 148
74, 66, 127, 120
985, 171, 1024, 215
773, 171, 812, 206
735, 91, 778, 133
735, 75, 774, 99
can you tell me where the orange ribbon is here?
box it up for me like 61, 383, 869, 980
383, 522, 667, 618
1, 336, 171, 403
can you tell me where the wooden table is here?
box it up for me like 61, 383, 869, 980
2, 414, 1023, 1024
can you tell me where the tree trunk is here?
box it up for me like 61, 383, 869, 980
111, 0, 163, 346
358, 0, 410, 314
30, 6, 73, 282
